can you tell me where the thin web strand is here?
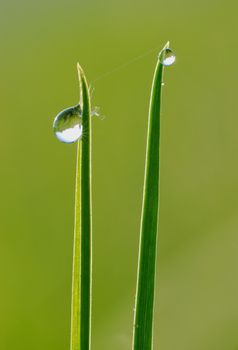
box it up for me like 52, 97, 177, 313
92, 46, 160, 83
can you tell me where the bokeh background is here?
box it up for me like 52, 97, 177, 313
1, 0, 238, 349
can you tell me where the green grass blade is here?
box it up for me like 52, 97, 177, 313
70, 64, 92, 350
132, 42, 171, 350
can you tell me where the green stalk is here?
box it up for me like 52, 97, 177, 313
70, 64, 92, 350
132, 42, 171, 350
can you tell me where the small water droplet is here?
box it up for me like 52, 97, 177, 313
160, 48, 176, 66
53, 104, 82, 143
91, 106, 105, 120
91, 106, 100, 118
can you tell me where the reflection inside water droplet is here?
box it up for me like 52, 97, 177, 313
53, 104, 82, 143
160, 48, 176, 66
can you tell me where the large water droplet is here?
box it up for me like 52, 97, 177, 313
53, 104, 82, 143
160, 48, 176, 66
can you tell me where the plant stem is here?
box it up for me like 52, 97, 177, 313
132, 42, 169, 350
70, 64, 92, 350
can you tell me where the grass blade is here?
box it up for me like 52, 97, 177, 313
70, 64, 92, 350
132, 42, 172, 350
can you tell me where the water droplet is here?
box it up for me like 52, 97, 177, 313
160, 48, 176, 66
53, 104, 82, 143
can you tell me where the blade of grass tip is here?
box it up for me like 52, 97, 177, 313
132, 42, 173, 350
70, 63, 92, 350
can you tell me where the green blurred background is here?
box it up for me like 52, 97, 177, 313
1, 0, 238, 349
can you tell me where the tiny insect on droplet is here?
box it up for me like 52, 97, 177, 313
159, 48, 176, 67
53, 104, 82, 144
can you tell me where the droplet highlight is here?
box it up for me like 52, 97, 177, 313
160, 48, 176, 66
53, 104, 82, 143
